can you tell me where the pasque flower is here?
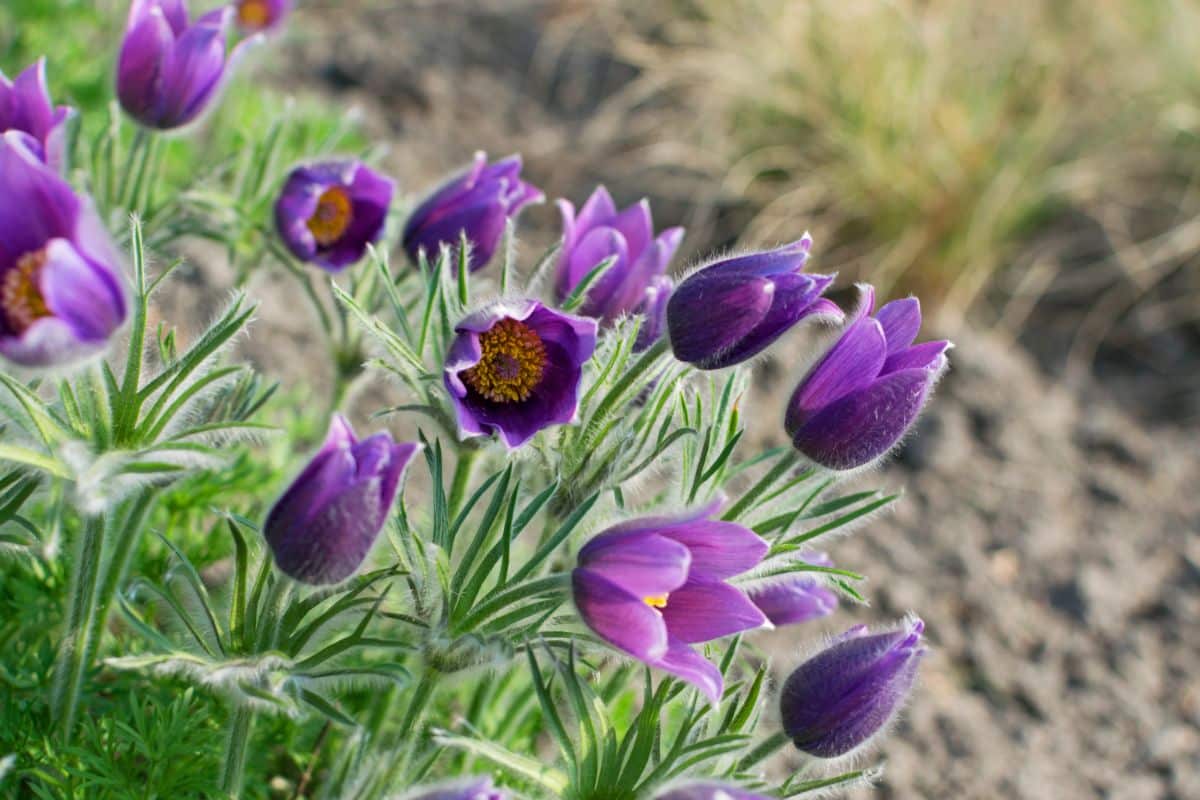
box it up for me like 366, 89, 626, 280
401, 777, 506, 800
444, 301, 597, 449
117, 0, 247, 130
275, 160, 394, 271
402, 152, 543, 273
0, 59, 74, 172
747, 551, 839, 627
264, 415, 419, 585
780, 617, 925, 758
784, 286, 951, 471
554, 186, 683, 332
234, 0, 291, 32
667, 236, 841, 370
656, 784, 772, 800
0, 132, 127, 367
572, 508, 770, 702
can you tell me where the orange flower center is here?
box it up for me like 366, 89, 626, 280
462, 317, 547, 403
307, 186, 354, 247
643, 594, 669, 609
237, 0, 273, 29
2, 249, 52, 333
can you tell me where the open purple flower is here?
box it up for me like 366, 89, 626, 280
275, 160, 394, 272
403, 777, 506, 800
667, 236, 842, 370
0, 132, 127, 368
785, 286, 951, 471
780, 617, 925, 758
0, 59, 74, 172
402, 152, 543, 273
554, 186, 683, 334
234, 0, 291, 33
572, 508, 770, 702
117, 0, 247, 130
444, 301, 597, 449
656, 783, 773, 800
747, 551, 838, 627
264, 415, 419, 585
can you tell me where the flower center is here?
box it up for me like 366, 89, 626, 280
462, 317, 547, 403
307, 187, 354, 247
1, 249, 52, 334
237, 0, 273, 28
644, 594, 669, 609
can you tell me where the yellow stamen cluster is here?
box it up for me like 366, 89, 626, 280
307, 186, 354, 247
462, 317, 547, 404
1, 249, 51, 333
237, 0, 272, 29
644, 594, 669, 609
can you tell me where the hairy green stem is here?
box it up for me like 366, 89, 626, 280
50, 513, 105, 740
447, 446, 480, 519
219, 707, 255, 798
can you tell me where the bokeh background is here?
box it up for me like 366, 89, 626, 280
4, 0, 1198, 797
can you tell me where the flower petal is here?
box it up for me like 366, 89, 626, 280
654, 638, 723, 703
573, 567, 669, 662
660, 579, 768, 644
655, 521, 767, 580
785, 316, 887, 436
875, 297, 921, 354
577, 530, 691, 598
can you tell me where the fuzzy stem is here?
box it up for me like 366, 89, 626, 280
49, 513, 106, 740
85, 491, 156, 658
447, 446, 480, 519
219, 707, 256, 798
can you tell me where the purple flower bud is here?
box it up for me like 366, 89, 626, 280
780, 617, 925, 758
0, 132, 127, 368
554, 186, 684, 333
747, 551, 838, 627
667, 237, 842, 370
655, 783, 773, 800
403, 152, 543, 273
785, 286, 951, 471
444, 301, 597, 449
634, 275, 673, 352
234, 0, 291, 33
0, 59, 75, 173
403, 777, 506, 800
275, 160, 394, 272
117, 0, 248, 130
264, 415, 419, 585
572, 507, 770, 702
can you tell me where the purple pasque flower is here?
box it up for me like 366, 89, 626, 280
572, 508, 770, 702
402, 777, 506, 800
784, 285, 951, 471
634, 274, 672, 352
655, 783, 773, 800
234, 0, 291, 33
117, 0, 248, 130
0, 132, 127, 368
0, 59, 74, 172
554, 186, 684, 329
264, 415, 419, 585
444, 301, 597, 449
402, 152, 543, 273
275, 160, 394, 272
780, 617, 925, 758
746, 551, 838, 627
667, 236, 842, 370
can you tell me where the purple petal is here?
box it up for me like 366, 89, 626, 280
39, 238, 126, 340
609, 198, 653, 262
116, 5, 178, 125
695, 237, 812, 279
654, 639, 723, 703
156, 8, 232, 127
747, 575, 839, 627
655, 784, 773, 800
667, 273, 774, 368
655, 521, 767, 580
577, 530, 691, 598
406, 776, 507, 800
707, 272, 838, 368
0, 132, 79, 267
875, 297, 921, 354
573, 184, 618, 233
785, 316, 887, 436
566, 226, 629, 310
882, 339, 951, 375
573, 568, 669, 663
660, 579, 768, 644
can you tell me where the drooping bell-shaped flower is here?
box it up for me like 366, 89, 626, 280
264, 415, 419, 585
444, 301, 597, 449
0, 59, 74, 172
275, 160, 394, 272
655, 783, 773, 800
784, 286, 951, 471
234, 0, 291, 33
0, 132, 127, 368
746, 551, 839, 627
572, 508, 770, 702
780, 617, 926, 758
667, 236, 842, 370
554, 186, 683, 334
400, 777, 506, 800
117, 0, 248, 130
402, 152, 543, 273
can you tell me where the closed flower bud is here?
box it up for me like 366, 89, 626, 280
403, 152, 543, 273
785, 286, 951, 471
0, 132, 127, 368
656, 783, 772, 800
399, 777, 506, 800
0, 59, 74, 173
554, 186, 683, 335
444, 301, 596, 449
780, 617, 925, 758
275, 160, 394, 272
667, 237, 842, 370
264, 415, 419, 585
117, 0, 249, 130
746, 551, 838, 627
234, 0, 291, 33
572, 508, 770, 702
